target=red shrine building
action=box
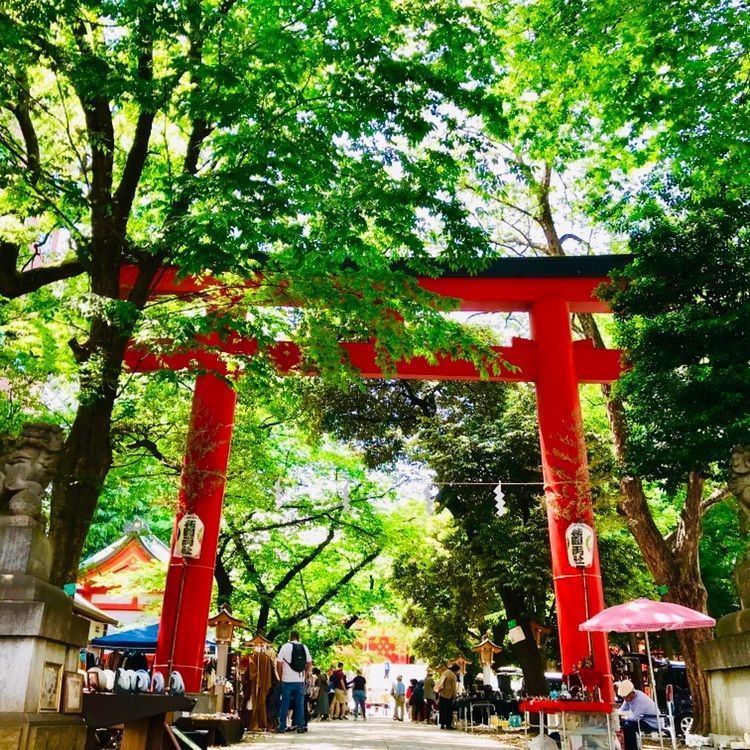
[77,519,171,631]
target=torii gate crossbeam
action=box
[121,255,629,700]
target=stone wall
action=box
[698,632,750,737]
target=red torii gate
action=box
[121,255,628,701]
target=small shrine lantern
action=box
[471,632,502,687]
[530,620,552,648]
[450,654,471,677]
[241,634,274,653]
[208,607,246,713]
[447,655,471,693]
[208,606,246,644]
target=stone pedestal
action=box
[698,630,750,739]
[0,515,89,750]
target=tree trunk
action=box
[582,314,714,733]
[675,626,712,733]
[667,578,712,733]
[215,546,234,608]
[48,330,127,585]
[48,259,162,585]
[501,588,548,696]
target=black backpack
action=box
[286,642,307,673]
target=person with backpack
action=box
[275,630,312,733]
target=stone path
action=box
[226,717,520,750]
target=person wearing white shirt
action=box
[276,631,312,733]
[618,679,660,750]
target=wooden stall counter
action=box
[83,693,196,750]
[519,698,617,750]
[520,699,613,714]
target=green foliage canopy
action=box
[605,193,750,485]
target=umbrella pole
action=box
[645,632,664,750]
[644,632,658,710]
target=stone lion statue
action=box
[729,446,750,610]
[729,446,750,524]
[0,423,64,521]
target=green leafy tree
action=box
[0,0,504,585]
[198,376,402,648]
[601,191,750,731]
[308,379,561,692]
[458,3,750,729]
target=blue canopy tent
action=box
[91,623,215,653]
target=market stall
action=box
[520,698,618,750]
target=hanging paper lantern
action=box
[174,513,205,559]
[565,522,595,568]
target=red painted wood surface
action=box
[123,259,626,694]
[154,373,237,693]
[119,264,613,313]
[519,699,613,713]
[125,335,623,384]
[530,298,613,704]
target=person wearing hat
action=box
[435,664,461,730]
[617,679,660,750]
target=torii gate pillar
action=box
[154,373,237,692]
[531,298,613,702]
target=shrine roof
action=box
[73,593,120,626]
[79,521,170,574]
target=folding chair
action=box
[635,708,676,750]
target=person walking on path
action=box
[435,664,460,730]
[312,667,330,720]
[423,670,436,722]
[329,662,348,719]
[410,678,425,722]
[275,630,312,734]
[391,675,406,721]
[350,669,367,720]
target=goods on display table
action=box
[520,698,618,750]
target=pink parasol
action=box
[579,598,715,713]
[579,598,716,633]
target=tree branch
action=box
[9,72,41,184]
[127,437,181,473]
[700,485,731,513]
[72,20,115,249]
[268,525,335,598]
[113,8,155,228]
[0,240,85,299]
[226,525,269,597]
[270,549,380,635]
[244,510,335,533]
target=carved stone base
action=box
[0,713,86,750]
[0,516,88,750]
[698,631,750,737]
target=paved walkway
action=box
[227,717,519,750]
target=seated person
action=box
[617,680,660,750]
